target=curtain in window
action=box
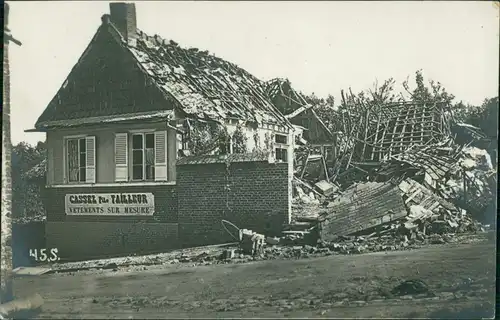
[145,149,154,165]
[145,148,155,180]
[68,139,79,182]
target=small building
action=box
[26,2,295,259]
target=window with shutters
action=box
[67,138,86,182]
[114,130,168,183]
[65,136,96,183]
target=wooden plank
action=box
[321,155,330,182]
[377,124,390,160]
[388,115,400,159]
[405,189,422,204]
[360,109,370,160]
[428,201,441,211]
[397,106,412,155]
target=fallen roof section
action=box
[318,181,407,241]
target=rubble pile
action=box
[288,98,495,251]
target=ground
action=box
[14,233,495,319]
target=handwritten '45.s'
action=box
[29,248,60,262]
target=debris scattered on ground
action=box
[239,229,265,256]
[222,249,236,260]
[40,230,492,274]
[391,279,431,296]
[103,263,118,270]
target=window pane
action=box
[145,148,154,165]
[67,139,79,182]
[132,134,143,149]
[146,165,155,180]
[132,165,143,180]
[275,134,287,144]
[79,152,86,167]
[276,148,288,162]
[145,133,155,149]
[79,138,86,152]
[132,150,143,165]
[79,167,86,182]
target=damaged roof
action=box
[33,3,291,130]
[265,78,335,143]
[127,31,290,127]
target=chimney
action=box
[109,2,137,45]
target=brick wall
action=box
[42,184,178,259]
[46,222,178,260]
[177,160,291,248]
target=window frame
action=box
[275,147,288,163]
[130,131,156,182]
[274,133,289,163]
[63,135,88,184]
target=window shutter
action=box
[154,130,168,181]
[115,133,128,182]
[85,136,96,183]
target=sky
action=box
[7,1,499,145]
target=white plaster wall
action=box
[47,122,177,185]
[225,123,295,156]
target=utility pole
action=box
[1,2,22,305]
[1,7,42,318]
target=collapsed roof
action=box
[337,100,453,163]
[264,78,335,144]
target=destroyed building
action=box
[24,2,295,259]
[290,93,496,249]
[265,78,338,189]
[265,79,336,147]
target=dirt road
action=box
[14,238,495,319]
